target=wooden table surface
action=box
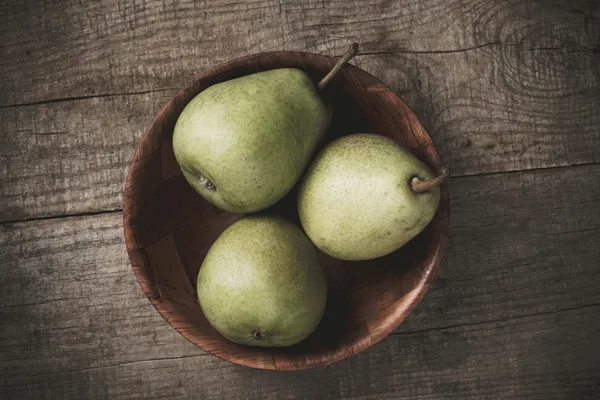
[1,0,599,399]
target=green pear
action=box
[173,44,359,213]
[298,134,447,261]
[197,216,327,347]
[173,69,330,213]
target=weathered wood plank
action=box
[1,0,598,107]
[3,306,599,399]
[2,45,599,222]
[1,165,599,398]
[0,90,174,221]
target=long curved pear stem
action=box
[318,43,360,90]
[411,167,449,194]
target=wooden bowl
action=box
[123,50,450,370]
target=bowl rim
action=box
[122,49,450,370]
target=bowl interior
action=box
[123,51,449,370]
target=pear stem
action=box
[318,43,360,90]
[411,167,449,194]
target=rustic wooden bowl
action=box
[123,50,450,370]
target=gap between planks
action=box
[394,302,600,336]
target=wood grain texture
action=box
[1,0,600,225]
[2,164,599,396]
[0,90,175,221]
[1,0,598,107]
[2,0,600,396]
[121,51,449,370]
[3,307,600,399]
[2,43,600,222]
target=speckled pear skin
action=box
[197,216,327,347]
[298,134,440,261]
[172,68,330,213]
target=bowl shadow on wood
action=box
[123,51,450,370]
